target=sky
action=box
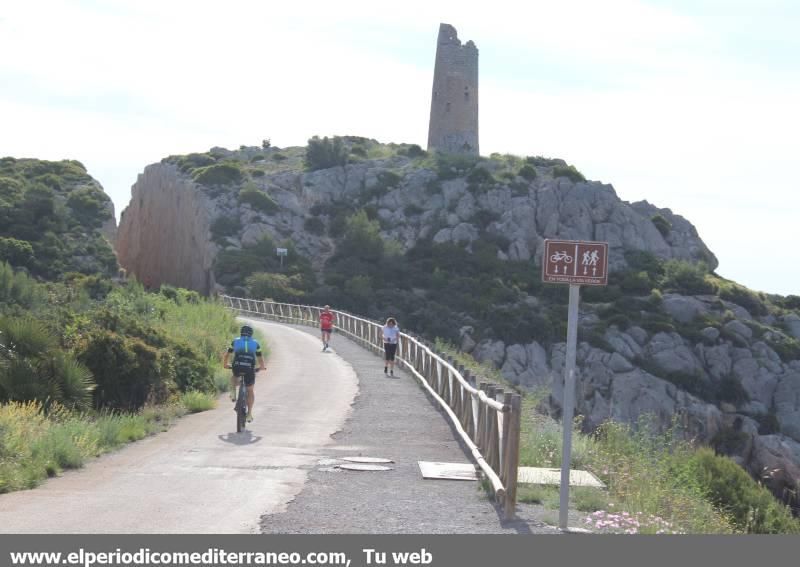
[1,0,798,296]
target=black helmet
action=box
[240,325,253,337]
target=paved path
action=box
[0,319,357,533]
[258,323,568,534]
[0,317,582,533]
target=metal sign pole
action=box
[559,283,580,530]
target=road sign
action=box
[276,247,288,268]
[540,238,608,531]
[543,239,609,286]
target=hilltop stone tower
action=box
[427,23,479,155]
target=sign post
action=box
[276,247,288,269]
[542,239,608,531]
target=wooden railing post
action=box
[504,394,522,520]
[501,392,513,487]
[477,383,487,451]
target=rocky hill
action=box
[0,157,117,280]
[115,137,800,510]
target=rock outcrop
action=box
[116,146,715,292]
[116,164,216,293]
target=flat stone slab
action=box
[517,467,605,488]
[418,461,479,481]
[341,457,394,464]
[336,464,393,472]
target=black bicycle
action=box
[227,367,260,433]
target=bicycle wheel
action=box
[236,383,247,433]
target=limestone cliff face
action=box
[116,163,215,293]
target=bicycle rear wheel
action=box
[236,383,247,433]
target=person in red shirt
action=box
[319,305,336,351]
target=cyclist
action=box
[222,325,265,423]
[319,305,336,351]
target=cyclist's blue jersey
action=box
[228,336,262,373]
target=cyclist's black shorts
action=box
[384,342,398,361]
[233,369,256,386]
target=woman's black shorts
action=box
[384,342,398,361]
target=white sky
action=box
[1,0,798,296]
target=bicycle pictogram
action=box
[550,251,573,264]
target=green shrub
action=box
[66,187,110,228]
[0,261,42,307]
[245,272,305,301]
[774,295,800,310]
[518,164,537,181]
[0,237,35,268]
[337,210,384,262]
[766,334,800,363]
[191,162,243,186]
[466,167,494,184]
[210,216,241,242]
[525,156,565,167]
[552,164,586,183]
[640,319,675,334]
[619,270,654,294]
[377,170,402,188]
[401,144,426,158]
[718,282,768,316]
[688,448,800,533]
[77,330,174,411]
[435,152,478,180]
[0,176,24,203]
[404,204,424,216]
[651,214,671,237]
[238,186,278,213]
[175,153,215,173]
[624,250,664,276]
[660,260,716,295]
[305,136,348,171]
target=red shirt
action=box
[320,311,335,330]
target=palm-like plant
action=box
[0,316,95,411]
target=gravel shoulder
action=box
[258,324,584,534]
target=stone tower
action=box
[427,23,479,155]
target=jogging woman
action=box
[382,317,399,376]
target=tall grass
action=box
[0,397,209,494]
[435,341,800,534]
[152,294,239,369]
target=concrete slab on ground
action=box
[517,467,605,488]
[418,461,479,481]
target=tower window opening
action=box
[446,102,451,112]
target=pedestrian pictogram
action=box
[543,240,608,286]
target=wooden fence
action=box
[220,295,522,519]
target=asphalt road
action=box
[0,319,358,533]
